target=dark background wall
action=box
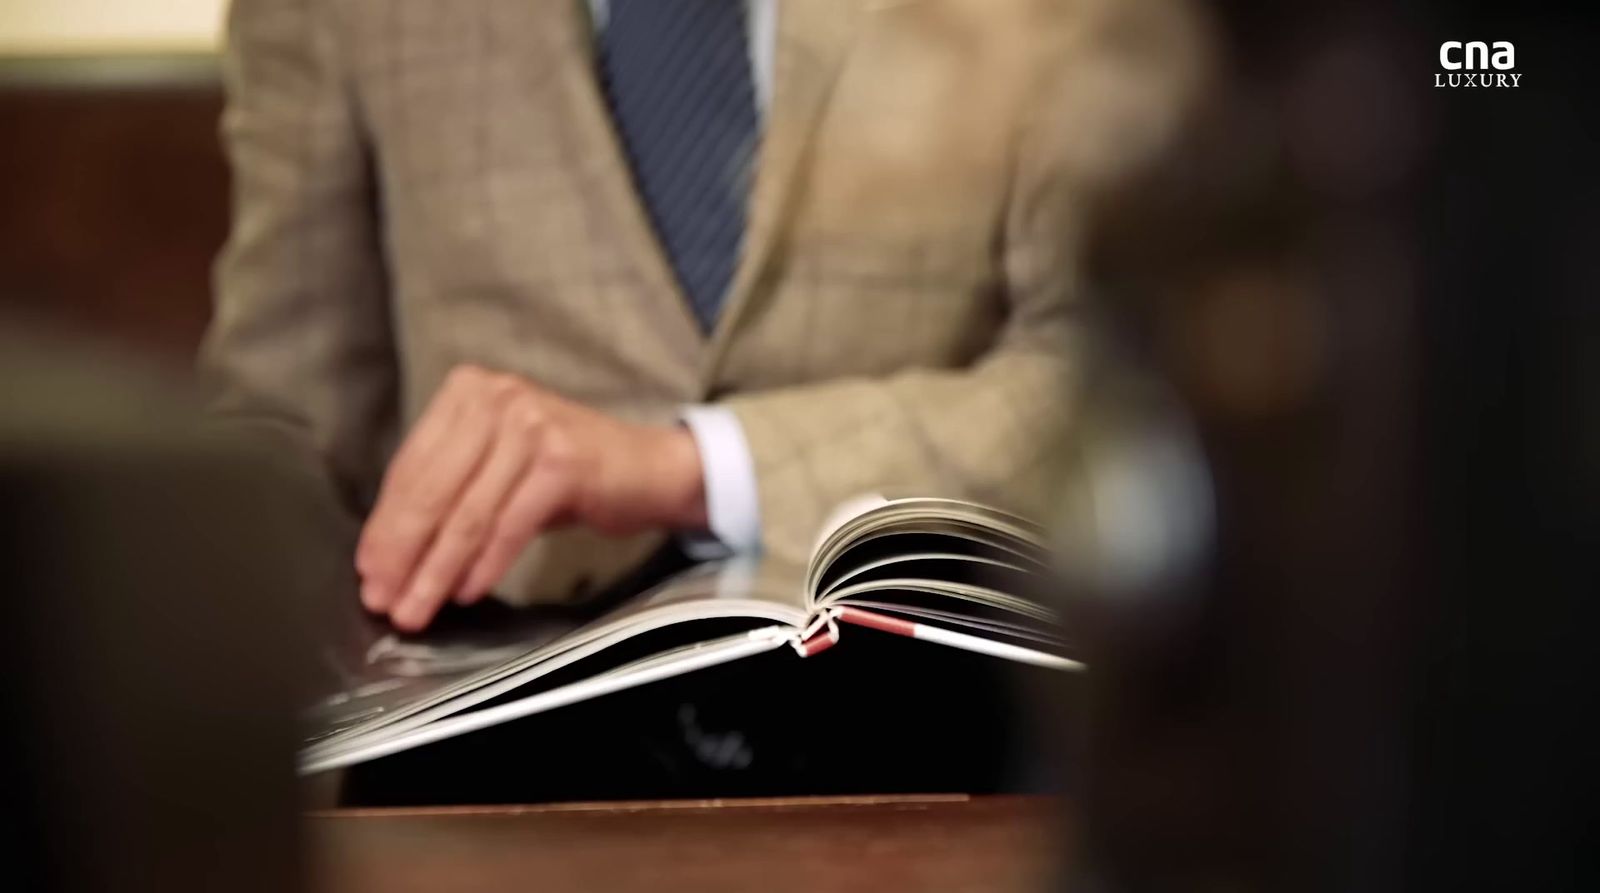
[0,56,225,360]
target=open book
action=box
[299,496,1083,774]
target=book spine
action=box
[791,610,840,657]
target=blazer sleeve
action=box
[199,0,397,521]
[721,0,1207,564]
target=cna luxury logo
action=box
[1436,40,1521,88]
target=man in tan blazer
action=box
[204,0,1201,633]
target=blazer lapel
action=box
[508,0,871,379]
[520,0,707,354]
[703,0,870,379]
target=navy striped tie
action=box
[599,0,758,332]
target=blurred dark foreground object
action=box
[1061,0,1598,890]
[0,332,339,892]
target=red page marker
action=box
[834,607,1086,672]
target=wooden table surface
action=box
[310,794,1064,893]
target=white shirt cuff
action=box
[680,405,763,557]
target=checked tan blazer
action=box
[203,0,1205,604]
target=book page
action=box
[806,495,1049,604]
[801,495,1078,666]
[811,492,892,559]
[305,558,810,745]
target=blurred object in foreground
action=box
[1064,0,1598,889]
[0,328,335,891]
[1067,3,1424,889]
[1054,353,1214,611]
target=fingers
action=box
[375,368,473,500]
[388,415,535,630]
[357,406,493,611]
[356,367,504,612]
[458,458,575,603]
[354,365,639,633]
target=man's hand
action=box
[356,364,707,632]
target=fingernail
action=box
[388,598,422,629]
[391,583,437,630]
[390,612,420,633]
[360,582,388,611]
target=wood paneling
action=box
[0,57,225,360]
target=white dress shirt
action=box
[587,0,776,556]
